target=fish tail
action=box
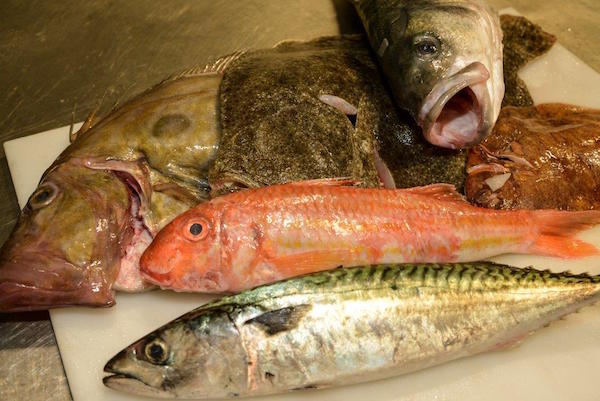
[530,210,600,258]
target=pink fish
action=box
[140,179,600,292]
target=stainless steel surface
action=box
[0,1,599,400]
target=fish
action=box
[0,59,233,311]
[500,14,556,108]
[213,35,468,194]
[140,179,600,293]
[351,0,504,149]
[104,262,600,399]
[211,35,383,195]
[465,103,600,210]
[0,18,562,311]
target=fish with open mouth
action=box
[0,60,230,311]
[140,179,600,293]
[0,16,560,311]
[352,0,504,149]
[104,262,600,399]
[212,35,467,193]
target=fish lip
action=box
[418,61,492,149]
[0,280,115,312]
[103,374,159,396]
[103,349,150,387]
[103,352,171,398]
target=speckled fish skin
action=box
[104,262,600,399]
[213,35,467,193]
[0,65,223,312]
[352,0,504,149]
[140,180,600,293]
[500,14,556,108]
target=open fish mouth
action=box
[0,279,115,312]
[113,170,154,292]
[418,62,492,149]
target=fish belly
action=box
[232,285,581,396]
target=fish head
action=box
[0,163,130,312]
[104,308,245,398]
[140,204,223,292]
[357,0,504,149]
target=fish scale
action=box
[104,262,600,399]
[140,182,600,293]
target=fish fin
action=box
[264,250,354,277]
[71,105,99,142]
[530,210,600,258]
[373,146,396,189]
[244,305,312,335]
[285,178,361,187]
[318,95,358,116]
[401,184,467,203]
[68,103,77,142]
[167,51,246,80]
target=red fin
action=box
[264,251,353,277]
[401,184,467,203]
[530,210,600,258]
[285,178,361,187]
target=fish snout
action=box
[139,245,174,287]
[418,61,494,149]
[0,256,114,312]
[104,342,172,397]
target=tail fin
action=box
[530,210,600,258]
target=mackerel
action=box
[104,262,600,398]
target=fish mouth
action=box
[103,374,169,398]
[103,350,171,398]
[113,171,154,292]
[418,62,493,149]
[0,279,114,312]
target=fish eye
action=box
[190,223,203,236]
[144,338,169,365]
[184,218,209,241]
[28,182,59,210]
[413,34,440,58]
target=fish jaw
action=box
[0,241,117,312]
[104,347,173,398]
[418,61,493,149]
[0,257,115,312]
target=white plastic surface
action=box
[4,9,600,401]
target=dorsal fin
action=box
[165,50,246,82]
[401,183,467,203]
[70,103,99,142]
[285,177,361,187]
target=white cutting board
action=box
[5,8,600,401]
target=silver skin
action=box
[104,263,600,399]
[352,0,504,149]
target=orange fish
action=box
[140,179,600,292]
